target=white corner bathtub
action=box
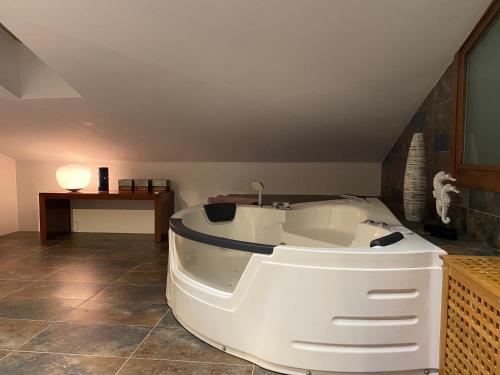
[167,198,446,375]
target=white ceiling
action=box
[0,0,491,162]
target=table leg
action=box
[39,197,71,240]
[154,191,174,243]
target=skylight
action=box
[0,23,80,100]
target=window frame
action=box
[451,0,500,192]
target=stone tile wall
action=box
[381,64,500,249]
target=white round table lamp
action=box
[56,165,91,192]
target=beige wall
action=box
[0,153,18,235]
[16,161,381,232]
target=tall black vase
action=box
[98,167,109,192]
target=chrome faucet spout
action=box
[251,181,265,207]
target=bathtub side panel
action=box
[169,254,442,373]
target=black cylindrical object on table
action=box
[98,167,109,192]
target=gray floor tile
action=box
[0,280,32,298]
[44,267,128,283]
[147,254,169,262]
[133,327,248,365]
[14,255,78,268]
[115,271,166,286]
[91,284,166,304]
[0,234,45,246]
[0,352,125,375]
[0,254,33,266]
[66,300,168,326]
[71,259,141,270]
[119,358,253,375]
[36,248,92,259]
[0,232,279,373]
[48,233,157,250]
[157,309,181,328]
[133,260,168,272]
[20,322,150,357]
[253,366,284,375]
[82,248,156,261]
[0,319,50,350]
[10,281,107,300]
[0,297,83,321]
[0,266,58,281]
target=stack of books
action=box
[118,179,134,193]
[152,179,170,193]
[118,179,170,193]
[134,179,151,193]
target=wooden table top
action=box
[39,191,170,200]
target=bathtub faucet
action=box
[362,219,388,227]
[340,194,366,201]
[272,202,291,210]
[251,181,264,207]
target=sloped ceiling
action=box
[0,0,491,162]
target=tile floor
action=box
[0,232,276,375]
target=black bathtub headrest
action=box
[203,203,237,222]
[370,232,404,247]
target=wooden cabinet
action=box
[440,256,500,374]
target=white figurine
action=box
[432,171,459,224]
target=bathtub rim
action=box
[169,199,432,253]
[169,217,275,254]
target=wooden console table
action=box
[39,191,174,243]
